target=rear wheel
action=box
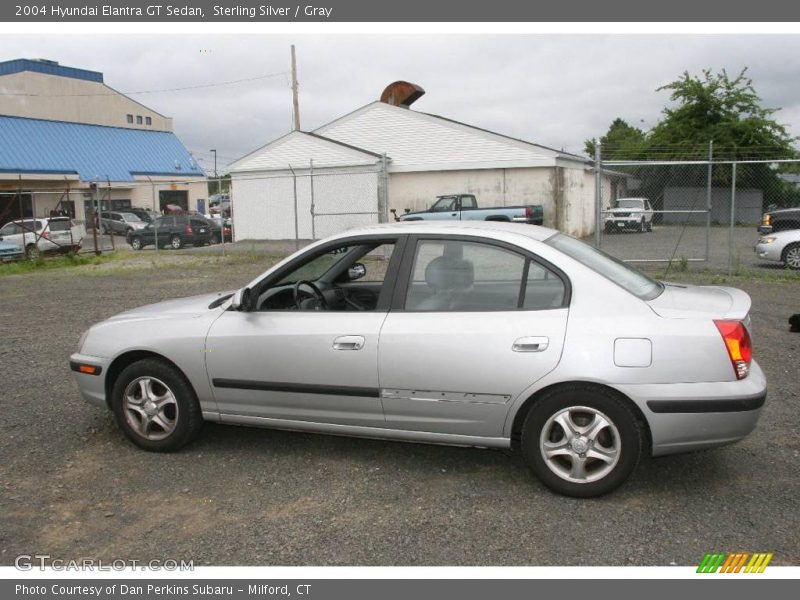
[110,358,203,452]
[170,235,182,250]
[783,243,800,269]
[521,385,643,497]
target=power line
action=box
[0,71,290,97]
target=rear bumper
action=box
[616,360,767,456]
[69,353,111,409]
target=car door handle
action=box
[333,335,365,351]
[512,336,549,352]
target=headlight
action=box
[77,329,89,352]
[758,236,776,244]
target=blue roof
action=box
[0,115,205,182]
[0,59,104,83]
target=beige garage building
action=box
[230,82,603,240]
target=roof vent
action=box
[380,81,425,108]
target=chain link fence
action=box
[593,144,800,274]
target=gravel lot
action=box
[0,249,798,566]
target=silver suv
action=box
[99,211,148,236]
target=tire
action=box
[521,385,643,498]
[170,235,183,250]
[25,244,39,259]
[110,358,203,452]
[101,224,108,235]
[604,223,613,234]
[646,220,653,232]
[130,237,143,251]
[211,232,221,245]
[782,243,800,270]
[638,218,646,233]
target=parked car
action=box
[203,216,233,244]
[755,228,800,269]
[0,217,83,258]
[397,194,544,224]
[604,198,654,233]
[126,207,159,224]
[126,215,212,250]
[758,207,800,234]
[71,221,765,497]
[0,238,23,262]
[99,211,148,236]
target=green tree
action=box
[584,118,646,159]
[649,68,796,161]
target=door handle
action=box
[512,336,549,352]
[333,335,365,351]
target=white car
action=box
[755,229,800,269]
[0,217,84,258]
[71,221,765,497]
[604,198,654,233]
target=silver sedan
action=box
[70,222,766,497]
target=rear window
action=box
[545,233,663,300]
[47,219,72,231]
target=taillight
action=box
[42,230,50,238]
[184,225,193,233]
[763,214,771,226]
[525,206,532,220]
[714,320,752,380]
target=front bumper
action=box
[70,353,111,408]
[754,242,782,262]
[604,217,640,229]
[616,360,767,456]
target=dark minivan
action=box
[127,215,212,250]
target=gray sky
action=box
[4,34,800,173]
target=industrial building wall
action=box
[387,167,557,225]
[231,168,379,241]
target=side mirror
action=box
[347,262,367,281]
[230,287,254,312]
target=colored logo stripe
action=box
[697,552,773,573]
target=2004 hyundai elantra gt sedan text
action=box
[70,222,766,497]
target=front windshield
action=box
[545,233,663,300]
[277,247,352,285]
[616,199,645,209]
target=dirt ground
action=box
[0,249,798,566]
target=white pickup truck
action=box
[604,197,654,233]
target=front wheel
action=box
[25,244,39,259]
[638,218,646,233]
[130,237,143,251]
[521,385,643,497]
[170,235,183,250]
[110,358,203,452]
[782,243,800,269]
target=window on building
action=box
[145,116,152,126]
[126,114,133,123]
[136,115,143,124]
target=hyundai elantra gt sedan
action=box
[70,222,766,497]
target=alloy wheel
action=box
[539,405,621,484]
[786,246,800,269]
[122,376,179,441]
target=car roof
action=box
[330,220,560,242]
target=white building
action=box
[230,82,599,240]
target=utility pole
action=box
[291,44,301,131]
[210,149,218,194]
